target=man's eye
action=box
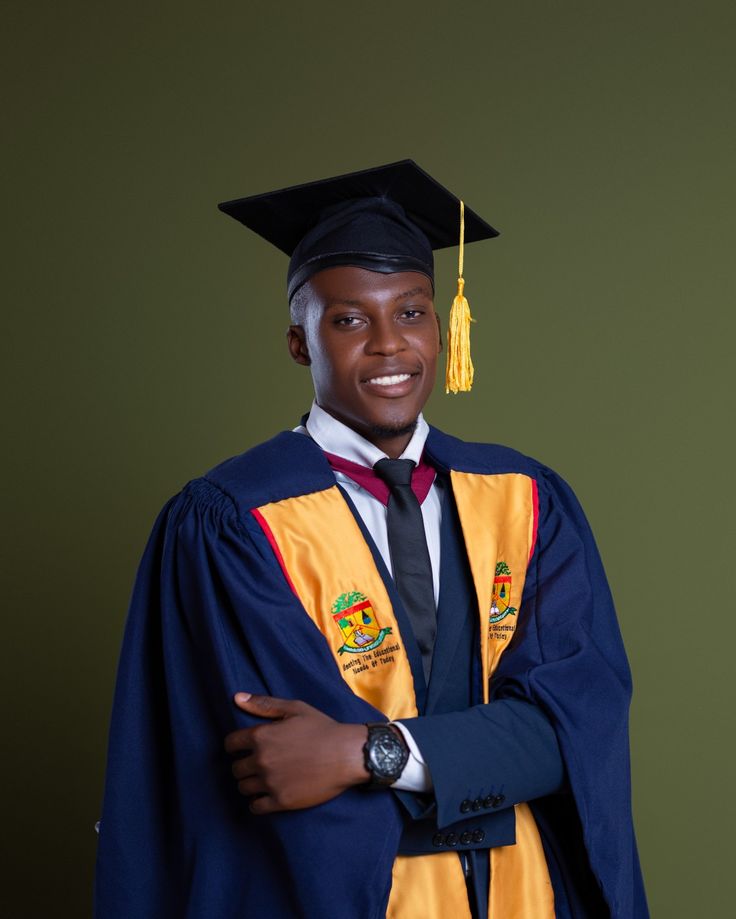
[402,309,424,319]
[335,316,364,327]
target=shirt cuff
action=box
[390,722,433,792]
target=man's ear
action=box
[287,325,311,366]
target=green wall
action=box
[3,2,734,915]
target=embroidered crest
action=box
[490,561,517,623]
[332,591,392,654]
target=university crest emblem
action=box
[332,591,392,654]
[490,561,518,623]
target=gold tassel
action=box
[445,199,474,393]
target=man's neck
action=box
[302,402,429,467]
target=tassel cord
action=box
[445,200,475,394]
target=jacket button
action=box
[460,799,472,814]
[472,829,486,843]
[482,794,495,808]
[445,832,459,847]
[432,833,445,847]
[492,794,506,808]
[460,831,473,845]
[472,798,482,811]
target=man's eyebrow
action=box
[394,286,432,301]
[324,297,364,308]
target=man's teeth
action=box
[367,374,412,386]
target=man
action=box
[95,161,648,918]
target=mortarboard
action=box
[218,160,499,393]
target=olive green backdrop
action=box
[3,1,734,915]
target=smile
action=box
[365,373,413,386]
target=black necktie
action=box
[373,458,437,682]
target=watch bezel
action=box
[363,723,410,787]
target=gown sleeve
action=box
[94,478,403,919]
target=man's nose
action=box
[365,318,407,354]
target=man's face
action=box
[287,266,441,447]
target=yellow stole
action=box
[253,472,554,919]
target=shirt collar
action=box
[303,400,429,468]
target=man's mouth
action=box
[365,373,413,387]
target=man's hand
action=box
[224,693,369,814]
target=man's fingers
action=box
[231,756,257,780]
[224,692,310,752]
[236,776,266,797]
[248,794,281,815]
[224,728,256,754]
[233,692,305,719]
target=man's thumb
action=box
[233,692,298,719]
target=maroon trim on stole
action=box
[530,478,539,562]
[251,508,299,597]
[323,452,437,506]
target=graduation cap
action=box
[218,159,499,393]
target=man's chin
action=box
[365,418,418,441]
[315,400,420,444]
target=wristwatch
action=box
[363,723,410,787]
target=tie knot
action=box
[373,458,415,488]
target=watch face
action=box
[369,730,405,778]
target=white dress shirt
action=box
[295,401,436,791]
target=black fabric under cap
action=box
[217,159,500,301]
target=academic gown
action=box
[94,426,648,918]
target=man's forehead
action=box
[308,267,434,306]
